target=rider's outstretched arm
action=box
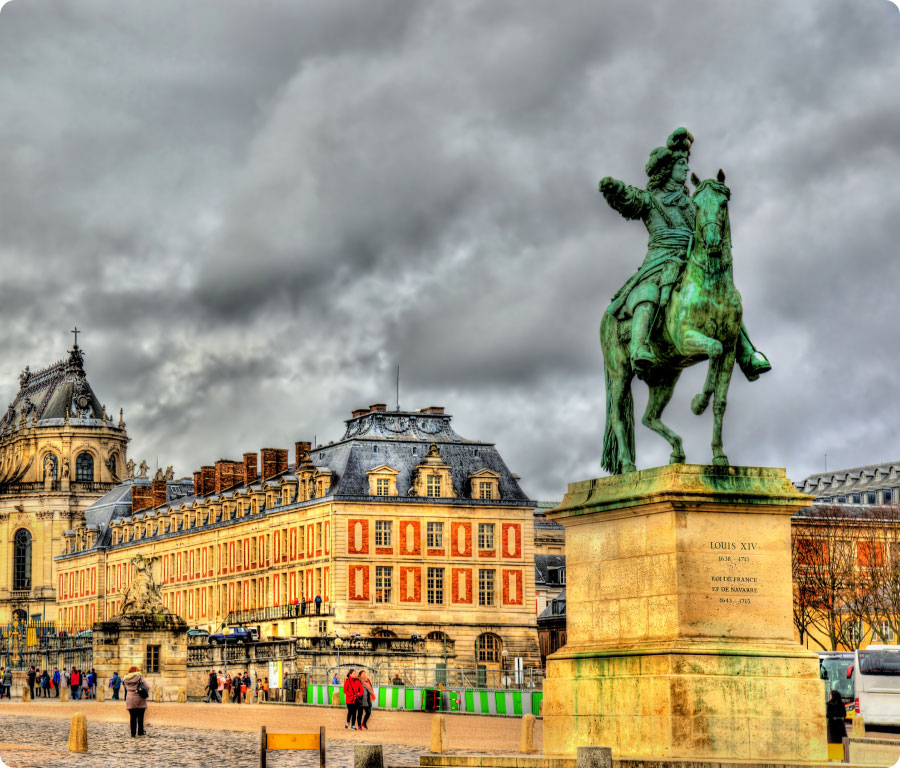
[599,177,648,221]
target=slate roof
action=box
[310,408,531,502]
[534,554,566,586]
[533,500,563,530]
[794,461,900,502]
[2,344,103,429]
[537,589,566,623]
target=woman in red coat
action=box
[343,670,363,730]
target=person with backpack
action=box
[343,669,363,730]
[123,666,149,737]
[110,671,122,700]
[40,670,50,698]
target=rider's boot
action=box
[736,322,771,382]
[630,301,656,379]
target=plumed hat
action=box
[645,127,694,179]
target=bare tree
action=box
[853,505,900,644]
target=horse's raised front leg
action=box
[711,350,737,466]
[680,329,724,415]
[642,369,685,464]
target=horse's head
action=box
[690,169,731,255]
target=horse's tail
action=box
[601,315,634,475]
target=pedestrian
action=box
[242,671,251,701]
[292,597,300,617]
[70,667,80,700]
[359,670,375,730]
[1,667,11,698]
[827,690,847,744]
[262,677,269,702]
[217,671,225,702]
[301,596,307,616]
[332,672,339,685]
[123,666,149,737]
[26,666,36,700]
[207,669,219,703]
[88,668,97,699]
[52,668,61,697]
[40,670,50,698]
[110,671,122,700]
[233,672,242,704]
[314,593,322,615]
[343,669,362,730]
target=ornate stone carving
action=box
[119,554,169,617]
[138,460,149,479]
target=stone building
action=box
[0,342,128,624]
[794,461,900,505]
[57,405,541,669]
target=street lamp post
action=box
[334,636,343,679]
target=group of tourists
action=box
[343,669,375,730]
[205,669,266,703]
[288,593,323,616]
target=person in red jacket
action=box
[343,670,363,730]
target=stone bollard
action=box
[355,744,384,768]
[22,685,30,702]
[257,690,265,704]
[331,690,341,706]
[61,685,70,702]
[430,714,447,754]
[576,746,612,768]
[177,687,187,703]
[96,686,104,703]
[852,715,866,737]
[68,713,88,753]
[520,713,537,754]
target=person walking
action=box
[242,671,251,701]
[314,593,322,615]
[343,669,362,730]
[70,668,80,700]
[40,670,50,698]
[207,669,219,702]
[88,668,97,699]
[827,690,848,745]
[1,667,11,698]
[300,596,307,616]
[123,666,149,737]
[358,670,375,730]
[26,666,36,700]
[110,671,122,700]
[233,672,242,704]
[217,671,225,702]
[52,668,61,697]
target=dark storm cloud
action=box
[0,0,898,498]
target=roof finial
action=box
[71,326,80,348]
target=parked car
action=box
[187,628,210,639]
[208,626,259,645]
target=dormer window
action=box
[426,475,442,498]
[376,478,390,496]
[367,465,399,497]
[467,469,501,501]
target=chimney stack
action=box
[243,452,258,485]
[193,471,201,497]
[351,409,368,418]
[369,403,387,412]
[200,465,215,496]
[296,441,312,468]
[132,482,153,513]
[275,448,289,476]
[151,478,167,509]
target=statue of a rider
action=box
[599,128,770,381]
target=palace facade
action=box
[56,405,541,669]
[0,343,129,624]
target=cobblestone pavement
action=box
[0,713,432,768]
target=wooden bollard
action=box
[430,714,447,753]
[68,713,88,752]
[520,713,537,754]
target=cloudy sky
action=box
[0,0,897,500]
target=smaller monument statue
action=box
[119,554,168,617]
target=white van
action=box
[852,645,900,726]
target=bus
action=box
[851,645,900,726]
[818,651,854,718]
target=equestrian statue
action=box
[598,128,770,474]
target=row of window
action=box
[818,489,897,505]
[374,521,497,549]
[373,475,495,499]
[374,566,497,606]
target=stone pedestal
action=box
[543,464,826,761]
[93,613,187,702]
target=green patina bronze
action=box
[598,129,771,474]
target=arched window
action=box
[373,629,397,638]
[108,453,117,478]
[75,453,94,482]
[13,529,32,591]
[43,453,58,480]
[476,633,501,663]
[426,631,450,642]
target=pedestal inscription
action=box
[543,464,826,761]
